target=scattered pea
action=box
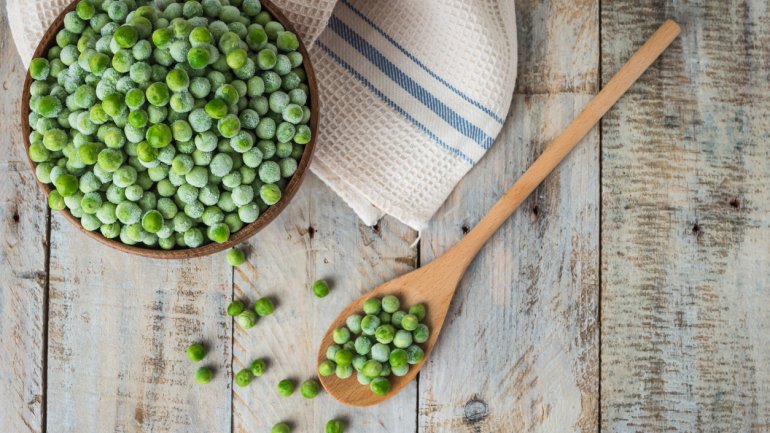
[186,343,206,362]
[254,297,275,317]
[227,248,246,266]
[235,309,257,329]
[195,366,213,384]
[227,300,245,316]
[272,423,290,433]
[277,379,295,397]
[235,368,254,387]
[312,279,330,298]
[300,378,321,398]
[325,419,344,433]
[250,358,267,377]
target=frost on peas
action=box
[170,91,195,113]
[237,202,259,223]
[275,122,295,144]
[188,108,213,132]
[273,55,292,76]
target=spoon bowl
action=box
[317,20,681,406]
[317,256,463,406]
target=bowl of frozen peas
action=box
[22,0,319,259]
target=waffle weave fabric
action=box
[8,0,517,231]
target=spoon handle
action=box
[446,20,681,268]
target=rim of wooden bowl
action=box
[21,0,320,259]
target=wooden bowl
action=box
[21,0,319,259]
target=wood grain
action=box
[45,225,233,432]
[232,173,418,432]
[0,0,47,430]
[601,1,770,431]
[418,1,600,431]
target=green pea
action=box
[363,298,382,315]
[325,419,345,433]
[300,378,320,399]
[226,300,245,317]
[146,82,171,106]
[187,46,210,69]
[114,25,138,48]
[318,360,336,377]
[195,366,213,384]
[146,123,172,148]
[205,98,228,119]
[226,248,246,266]
[235,369,253,387]
[236,309,258,329]
[370,377,391,396]
[272,423,290,433]
[186,343,206,362]
[312,279,330,298]
[207,222,230,243]
[401,314,419,331]
[250,358,267,377]
[29,58,50,80]
[254,297,274,317]
[277,379,295,397]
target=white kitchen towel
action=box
[8,0,517,231]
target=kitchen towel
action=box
[8,0,517,231]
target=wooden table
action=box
[2,0,769,432]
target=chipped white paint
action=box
[45,222,233,433]
[600,1,770,431]
[0,0,47,430]
[418,0,600,431]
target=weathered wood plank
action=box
[0,0,47,430]
[418,1,600,432]
[46,224,233,432]
[600,1,770,432]
[232,173,418,432]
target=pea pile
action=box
[318,295,429,396]
[26,0,312,250]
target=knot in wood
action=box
[464,398,488,423]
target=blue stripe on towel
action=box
[317,41,476,166]
[341,0,505,125]
[328,15,495,150]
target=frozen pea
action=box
[278,158,297,178]
[204,98,228,119]
[207,222,230,243]
[116,201,142,224]
[166,68,190,91]
[184,227,205,247]
[146,82,170,107]
[210,153,233,177]
[294,124,312,144]
[242,147,263,168]
[230,131,253,153]
[259,183,281,205]
[237,203,259,223]
[275,122,295,143]
[217,114,240,138]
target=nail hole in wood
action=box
[532,204,539,217]
[464,398,488,423]
[307,225,316,239]
[729,198,740,208]
[12,212,19,223]
[461,225,470,235]
[692,223,702,236]
[371,222,380,234]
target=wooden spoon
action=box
[318,19,681,407]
